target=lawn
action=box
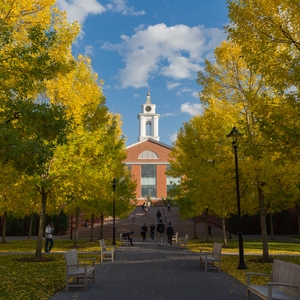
[0,237,300,299]
[188,237,300,285]
[0,238,104,300]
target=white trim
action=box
[138,150,159,159]
[126,138,172,150]
[125,162,169,165]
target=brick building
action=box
[125,93,176,205]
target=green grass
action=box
[1,237,300,299]
[0,238,105,253]
[0,239,107,300]
[188,238,300,285]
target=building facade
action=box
[125,93,175,204]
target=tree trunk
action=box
[90,214,94,242]
[73,207,80,248]
[258,186,270,260]
[1,211,7,243]
[228,217,232,239]
[35,189,47,258]
[99,213,104,240]
[269,213,274,240]
[193,216,197,239]
[28,213,33,239]
[296,202,300,234]
[205,208,208,242]
[222,217,227,247]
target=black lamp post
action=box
[227,126,247,270]
[112,177,117,245]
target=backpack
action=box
[158,223,164,233]
[166,226,174,235]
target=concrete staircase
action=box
[65,206,225,241]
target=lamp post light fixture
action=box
[227,126,247,270]
[112,177,117,245]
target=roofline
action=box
[126,138,172,150]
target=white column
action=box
[154,115,159,141]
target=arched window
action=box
[146,120,151,136]
[138,150,159,159]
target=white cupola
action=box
[137,92,160,141]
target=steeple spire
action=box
[138,93,160,141]
[146,92,152,104]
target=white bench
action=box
[172,232,178,246]
[120,233,129,246]
[99,239,115,262]
[64,249,96,291]
[246,259,300,300]
[199,242,222,272]
[178,234,188,249]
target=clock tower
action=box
[138,92,160,141]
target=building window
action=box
[126,164,131,175]
[138,150,159,159]
[141,165,156,198]
[166,165,181,193]
[146,120,151,136]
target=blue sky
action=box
[56,0,229,146]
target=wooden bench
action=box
[172,232,178,246]
[199,242,222,272]
[99,239,115,262]
[178,234,188,249]
[246,259,300,300]
[64,249,96,291]
[120,233,129,246]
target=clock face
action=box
[145,106,152,112]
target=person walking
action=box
[150,223,155,240]
[156,210,162,223]
[167,202,171,212]
[166,222,174,246]
[208,224,212,237]
[45,222,54,254]
[156,219,165,246]
[141,223,148,241]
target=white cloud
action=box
[176,88,199,98]
[84,45,94,56]
[161,112,177,117]
[170,132,178,142]
[56,0,106,24]
[102,23,225,88]
[180,102,202,116]
[106,0,145,16]
[192,91,199,98]
[166,82,181,90]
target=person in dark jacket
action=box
[122,231,134,245]
[150,223,155,240]
[156,220,165,246]
[208,224,212,237]
[156,210,162,223]
[166,222,174,246]
[141,223,148,241]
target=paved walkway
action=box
[48,206,260,300]
[49,239,251,300]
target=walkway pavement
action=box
[49,240,251,300]
[48,206,259,300]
